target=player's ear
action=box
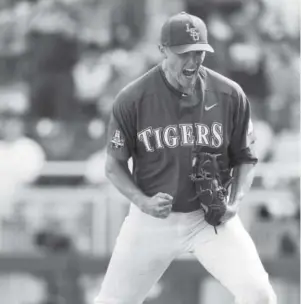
[158,44,167,58]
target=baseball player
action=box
[95,12,276,304]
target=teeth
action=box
[183,68,196,77]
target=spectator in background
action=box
[73,44,112,120]
[0,113,46,304]
[264,42,300,133]
[26,1,80,122]
[0,114,45,219]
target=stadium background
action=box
[0,0,299,303]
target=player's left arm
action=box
[222,159,256,223]
[228,157,256,206]
[223,88,258,221]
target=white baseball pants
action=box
[94,204,276,304]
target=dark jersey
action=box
[107,65,257,212]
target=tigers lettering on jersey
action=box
[137,122,223,152]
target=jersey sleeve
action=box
[106,91,136,161]
[228,88,258,167]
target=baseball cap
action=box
[160,12,214,54]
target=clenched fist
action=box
[138,192,173,219]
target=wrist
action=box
[228,204,238,213]
[132,192,148,207]
[229,194,243,206]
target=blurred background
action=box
[0,0,299,303]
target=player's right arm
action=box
[105,91,173,218]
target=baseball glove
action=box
[189,152,233,233]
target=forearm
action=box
[229,163,256,207]
[105,159,146,206]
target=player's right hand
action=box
[138,192,173,219]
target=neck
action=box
[161,61,197,96]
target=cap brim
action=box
[170,43,214,54]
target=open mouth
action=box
[183,68,196,77]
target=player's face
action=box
[163,48,206,92]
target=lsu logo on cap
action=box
[111,130,125,149]
[186,23,200,41]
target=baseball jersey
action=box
[106,65,257,212]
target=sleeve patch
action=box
[110,130,125,149]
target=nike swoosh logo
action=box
[205,104,218,111]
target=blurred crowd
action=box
[0,0,298,159]
[0,0,299,303]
